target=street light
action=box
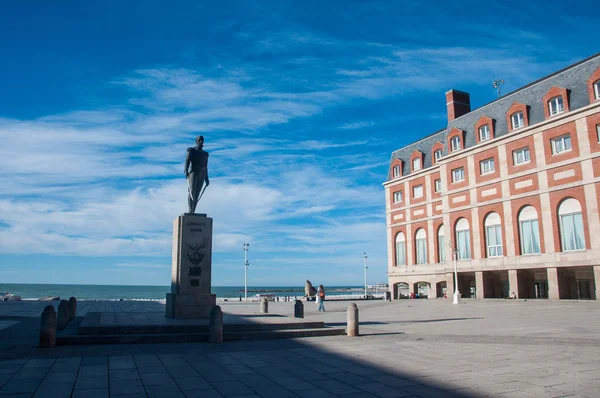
[363,252,368,298]
[448,239,460,304]
[243,243,250,302]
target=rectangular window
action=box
[450,136,461,151]
[486,225,503,257]
[396,241,406,266]
[594,81,600,100]
[393,191,402,203]
[412,157,421,171]
[511,112,524,129]
[393,165,400,178]
[520,219,541,255]
[551,134,572,155]
[560,213,585,251]
[434,149,442,162]
[512,147,530,165]
[456,230,471,260]
[597,124,600,143]
[548,96,564,116]
[479,125,490,141]
[451,167,464,183]
[416,238,427,264]
[438,235,445,263]
[413,185,423,198]
[434,179,441,192]
[480,158,495,175]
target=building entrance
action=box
[534,281,548,299]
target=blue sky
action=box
[0,1,597,286]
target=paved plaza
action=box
[1,299,599,397]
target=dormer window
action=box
[450,136,461,151]
[412,157,421,171]
[393,165,400,178]
[548,96,564,116]
[511,111,524,130]
[478,125,490,142]
[594,80,600,100]
[434,149,443,162]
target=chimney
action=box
[446,90,471,122]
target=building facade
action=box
[384,53,600,300]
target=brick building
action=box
[384,53,600,300]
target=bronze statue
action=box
[184,136,210,214]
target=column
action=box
[471,207,481,259]
[539,193,555,253]
[547,267,560,300]
[594,266,600,301]
[508,269,519,299]
[502,201,516,257]
[584,183,600,250]
[429,280,438,299]
[475,271,485,299]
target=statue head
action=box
[195,135,204,148]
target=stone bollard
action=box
[347,303,359,337]
[294,300,304,318]
[209,306,223,343]
[39,305,57,348]
[68,297,77,321]
[57,300,70,331]
[260,298,268,313]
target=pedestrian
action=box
[316,285,326,312]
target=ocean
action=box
[0,283,376,301]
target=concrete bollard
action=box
[68,297,77,321]
[209,305,223,343]
[39,305,57,348]
[347,303,359,337]
[260,298,268,313]
[294,300,304,318]
[57,300,70,331]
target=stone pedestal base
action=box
[166,293,216,318]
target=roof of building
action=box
[389,52,600,176]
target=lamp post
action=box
[243,243,249,302]
[448,239,460,304]
[363,252,368,298]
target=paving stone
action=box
[355,382,413,398]
[233,373,275,387]
[253,366,292,379]
[49,358,82,372]
[294,388,337,398]
[109,379,145,395]
[327,371,371,386]
[368,374,419,388]
[136,363,167,374]
[174,376,212,391]
[75,374,109,390]
[272,376,315,391]
[109,357,136,370]
[164,366,199,378]
[32,382,74,398]
[23,359,55,369]
[81,357,108,367]
[310,379,361,395]
[71,389,109,398]
[211,380,254,396]
[0,378,43,394]
[41,371,78,385]
[12,367,50,379]
[146,384,186,398]
[184,388,224,398]
[79,366,109,377]
[109,369,140,381]
[140,372,175,386]
[196,370,236,382]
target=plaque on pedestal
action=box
[166,214,216,318]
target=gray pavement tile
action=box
[340,393,384,398]
[109,379,145,395]
[0,378,43,394]
[41,371,77,385]
[368,374,419,388]
[294,388,339,398]
[109,357,136,370]
[184,389,224,398]
[211,380,254,396]
[32,383,74,398]
[354,382,413,398]
[401,385,466,398]
[146,384,186,398]
[75,375,109,390]
[253,366,292,379]
[79,366,109,377]
[337,365,382,376]
[327,371,371,386]
[109,394,147,398]
[249,384,300,398]
[0,374,10,389]
[23,359,55,369]
[109,369,140,381]
[164,366,200,378]
[0,394,33,398]
[286,369,331,383]
[12,368,50,379]
[221,365,254,375]
[71,389,109,398]
[49,358,81,372]
[135,362,167,374]
[82,357,108,367]
[0,360,27,370]
[272,376,315,391]
[140,372,175,386]
[233,373,275,387]
[158,355,188,368]
[310,379,361,395]
[173,376,212,391]
[196,370,236,382]
[133,355,159,363]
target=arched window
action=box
[395,232,406,266]
[559,198,586,251]
[415,229,427,265]
[519,206,541,255]
[455,218,471,260]
[437,225,445,263]
[484,213,503,257]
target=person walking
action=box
[316,285,326,312]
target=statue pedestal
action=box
[166,214,216,318]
